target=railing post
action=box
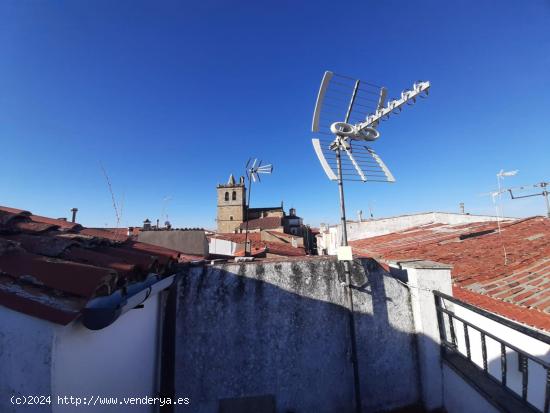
[434,294,447,347]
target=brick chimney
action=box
[71,208,78,223]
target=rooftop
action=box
[209,232,306,257]
[0,206,202,325]
[238,216,283,231]
[350,217,550,331]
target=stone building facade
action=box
[216,174,247,233]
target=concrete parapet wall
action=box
[346,212,506,242]
[175,257,421,413]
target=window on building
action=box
[225,192,229,201]
[230,216,233,221]
[232,191,236,200]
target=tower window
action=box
[230,216,233,221]
[232,191,236,200]
[225,192,229,201]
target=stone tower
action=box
[216,174,246,233]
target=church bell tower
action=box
[216,174,246,233]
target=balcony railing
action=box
[434,291,550,413]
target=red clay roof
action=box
[350,217,550,331]
[0,205,201,325]
[238,217,282,230]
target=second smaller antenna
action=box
[243,158,273,256]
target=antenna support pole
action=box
[336,138,362,413]
[543,182,550,219]
[336,147,349,247]
[244,174,253,256]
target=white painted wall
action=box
[445,304,550,411]
[315,225,339,255]
[208,237,238,256]
[443,365,500,413]
[0,306,55,413]
[347,212,506,241]
[52,293,162,413]
[0,292,162,413]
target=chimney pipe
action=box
[71,208,78,223]
[358,210,363,222]
[459,203,465,214]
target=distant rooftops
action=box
[350,216,550,331]
[0,205,201,325]
[208,231,306,258]
[239,216,282,231]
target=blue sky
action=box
[1,0,549,228]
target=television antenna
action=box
[311,71,430,413]
[480,170,519,265]
[312,71,429,247]
[243,158,273,256]
[161,196,172,228]
[507,181,549,218]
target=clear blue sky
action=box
[1,0,549,228]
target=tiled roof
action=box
[238,217,282,230]
[350,217,550,331]
[265,230,297,239]
[247,207,283,212]
[263,242,306,257]
[0,206,201,325]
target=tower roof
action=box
[228,174,236,185]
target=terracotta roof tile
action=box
[238,217,282,231]
[0,205,197,325]
[350,217,550,331]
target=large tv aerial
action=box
[310,71,430,413]
[311,71,430,246]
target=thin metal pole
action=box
[244,173,252,256]
[336,143,362,413]
[542,183,550,218]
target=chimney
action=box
[156,219,160,229]
[459,202,465,214]
[71,208,78,223]
[358,210,363,222]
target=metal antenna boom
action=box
[508,181,550,218]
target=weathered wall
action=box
[0,306,55,413]
[175,257,420,413]
[137,230,208,256]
